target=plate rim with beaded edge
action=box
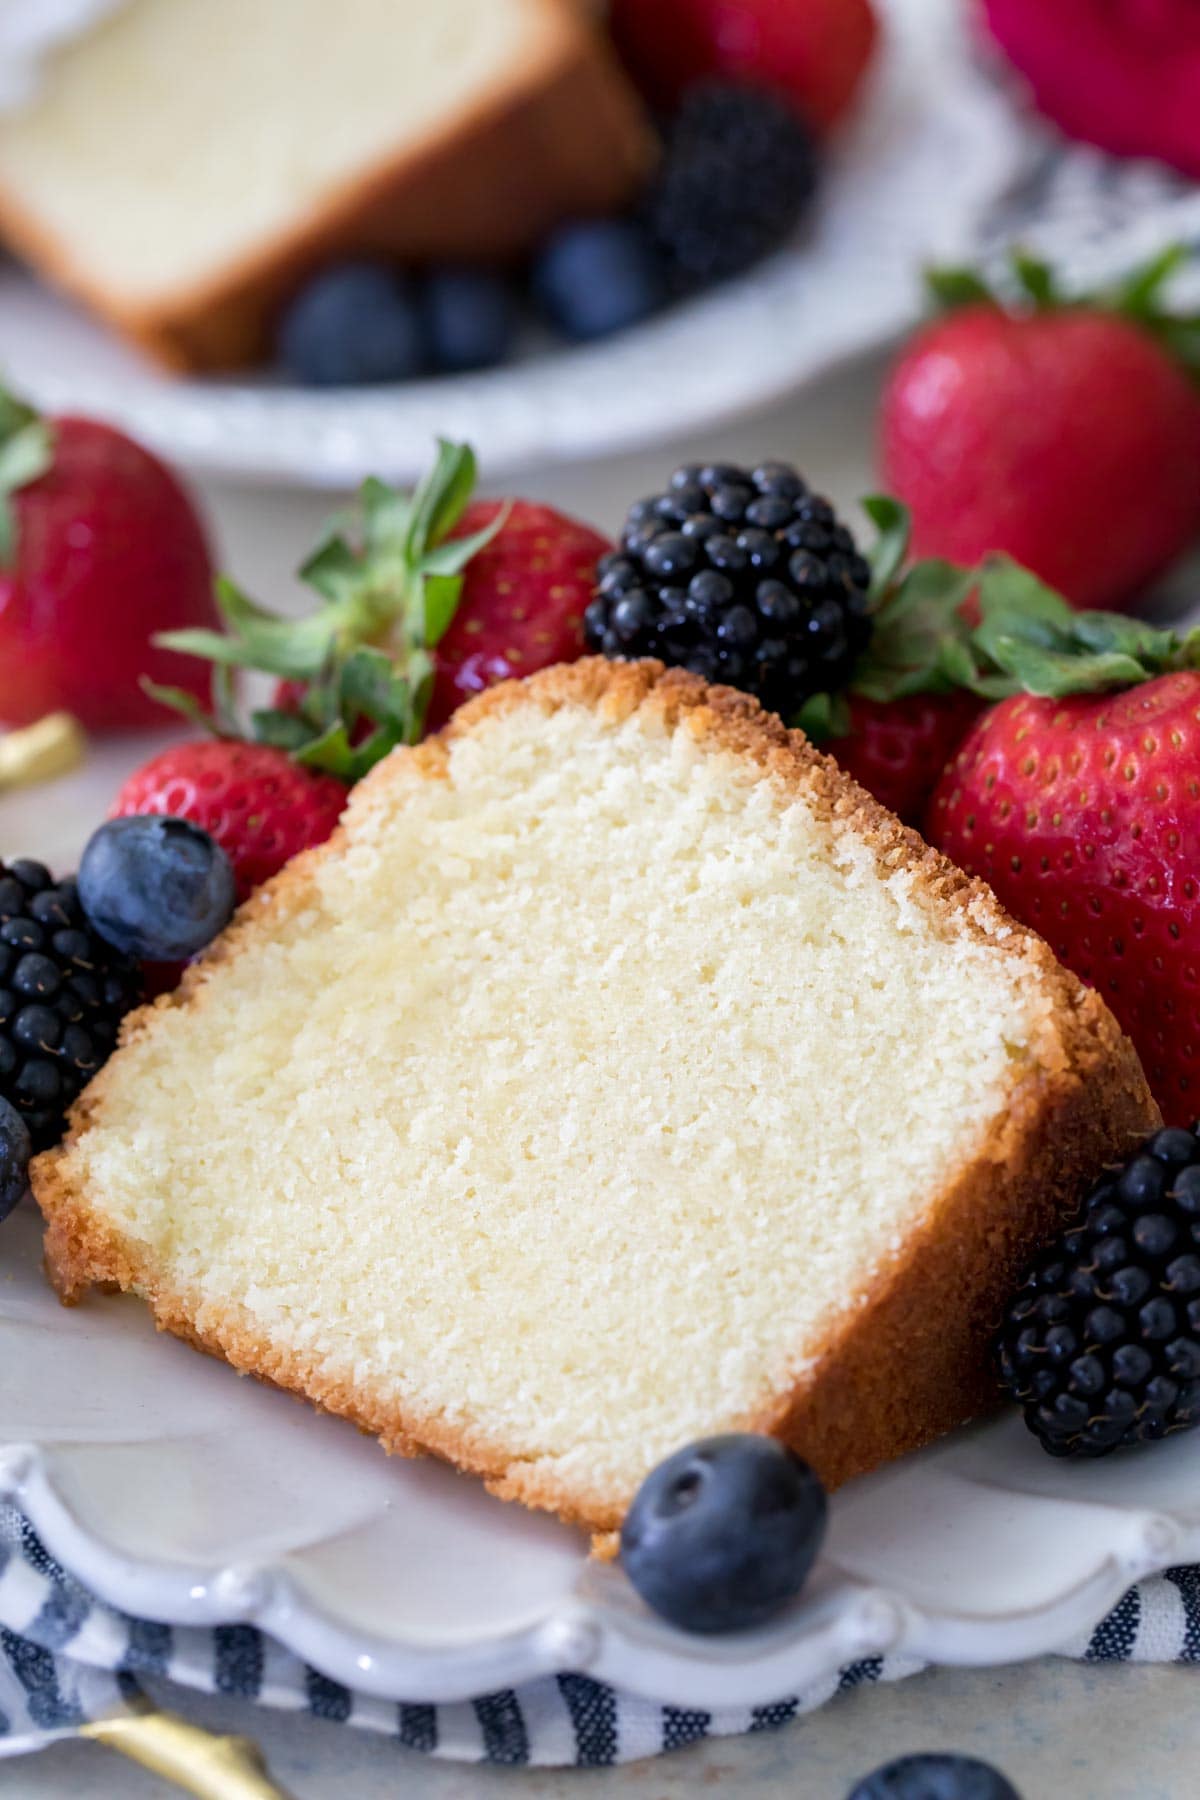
[2,1198,1200,1708]
[0,0,1021,491]
[0,719,1199,1721]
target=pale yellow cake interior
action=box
[57,691,1069,1513]
[0,0,563,304]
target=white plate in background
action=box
[0,0,1021,488]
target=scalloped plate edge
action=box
[4,1440,1199,1707]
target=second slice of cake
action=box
[0,0,651,369]
[33,662,1157,1532]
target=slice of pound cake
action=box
[33,662,1157,1533]
[0,0,650,369]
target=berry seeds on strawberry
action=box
[0,387,218,733]
[922,556,1200,1124]
[111,740,349,904]
[425,497,611,731]
[879,249,1200,612]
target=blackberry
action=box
[997,1124,1200,1456]
[584,459,873,716]
[647,84,820,290]
[0,860,142,1150]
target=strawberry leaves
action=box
[150,440,505,777]
[795,501,1200,743]
[926,244,1200,380]
[0,387,53,569]
[972,557,1200,696]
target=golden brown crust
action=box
[31,658,1159,1535]
[0,3,652,371]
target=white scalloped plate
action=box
[5,741,1200,1706]
[2,1184,1200,1709]
[0,0,1020,488]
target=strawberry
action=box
[981,0,1200,179]
[110,740,348,903]
[152,442,513,783]
[424,499,611,731]
[878,251,1200,612]
[0,388,217,732]
[148,441,607,807]
[787,497,999,821]
[925,569,1200,1124]
[274,500,608,735]
[610,0,878,131]
[268,515,607,755]
[831,690,983,824]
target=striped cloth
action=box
[0,1507,1198,1767]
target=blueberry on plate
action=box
[619,1433,826,1633]
[78,818,237,963]
[424,268,519,373]
[847,1753,1023,1800]
[278,262,428,385]
[533,218,666,342]
[0,1096,31,1223]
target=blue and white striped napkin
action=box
[0,1506,1197,1768]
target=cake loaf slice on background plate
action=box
[0,0,650,370]
[33,662,1157,1535]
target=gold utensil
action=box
[0,712,86,792]
[79,1699,295,1799]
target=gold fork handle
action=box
[80,1707,296,1799]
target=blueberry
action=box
[0,1095,30,1223]
[619,1434,826,1634]
[847,1753,1022,1799]
[533,219,665,342]
[78,818,236,963]
[278,263,428,386]
[423,268,518,373]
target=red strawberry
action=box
[830,690,982,824]
[981,0,1200,179]
[424,499,611,731]
[927,670,1200,1125]
[267,487,609,739]
[610,0,878,131]
[879,253,1200,612]
[111,740,347,903]
[0,390,217,732]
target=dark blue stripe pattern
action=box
[1085,1585,1140,1661]
[473,1688,530,1764]
[0,1514,1198,1765]
[213,1624,264,1698]
[397,1704,437,1753]
[558,1673,619,1765]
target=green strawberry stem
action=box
[150,439,506,781]
[795,500,1200,742]
[0,383,53,568]
[926,243,1200,381]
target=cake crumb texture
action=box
[33,661,1158,1532]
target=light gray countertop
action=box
[11,1659,1199,1797]
[8,356,1199,1798]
